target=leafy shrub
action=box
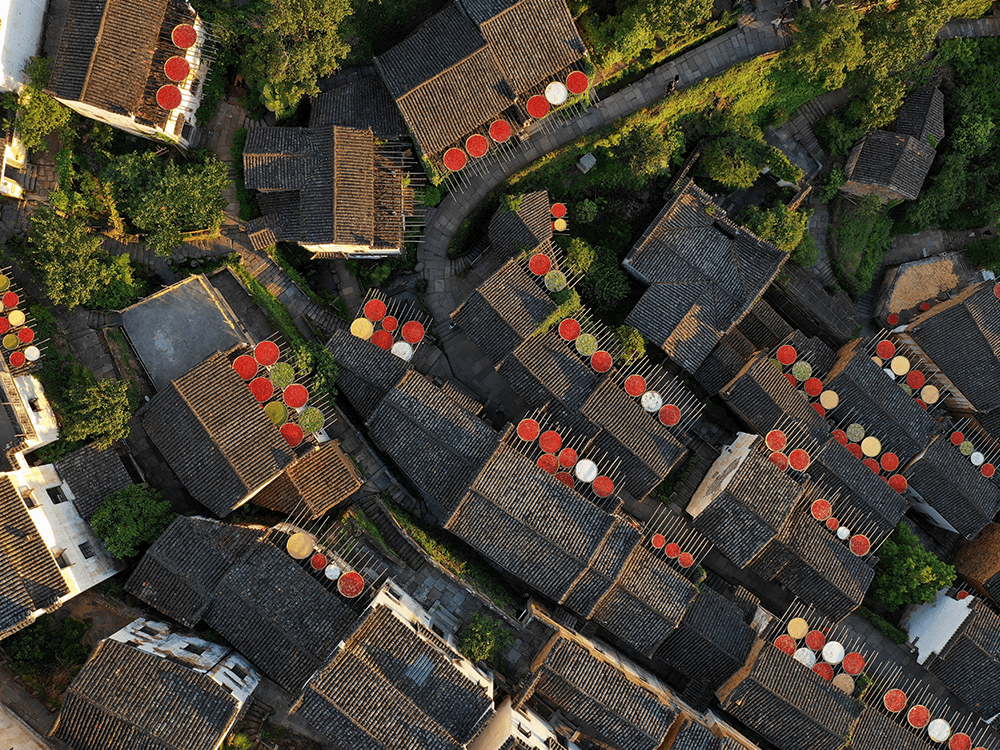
[90,485,175,559]
[614,325,645,364]
[578,246,630,312]
[60,377,132,449]
[1,57,71,152]
[563,237,596,274]
[86,255,147,310]
[782,2,864,90]
[230,127,260,222]
[791,233,819,268]
[576,199,600,224]
[871,522,956,611]
[739,204,810,253]
[3,616,90,671]
[817,168,846,203]
[831,194,893,298]
[856,607,908,644]
[965,236,1000,272]
[102,151,228,255]
[421,185,442,207]
[457,613,514,665]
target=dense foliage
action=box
[578,0,713,68]
[739,204,810,253]
[3,616,90,671]
[457,613,514,665]
[60,377,132,449]
[90,485,175,559]
[102,151,229,255]
[831,194,893,298]
[0,57,71,152]
[698,132,803,191]
[965,236,1000,273]
[782,2,864,90]
[897,38,1000,232]
[871,522,956,611]
[614,325,645,364]
[578,243,631,312]
[15,208,142,310]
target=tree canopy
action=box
[871,522,956,611]
[0,57,71,152]
[783,2,864,90]
[102,152,228,255]
[60,377,132,449]
[739,204,811,253]
[90,485,175,559]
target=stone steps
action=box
[356,491,426,571]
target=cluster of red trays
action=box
[948,428,996,478]
[360,298,425,351]
[830,426,910,494]
[620,372,682,427]
[233,341,312,447]
[649,533,695,568]
[157,25,197,110]
[773,344,838,418]
[874,338,934,411]
[442,117,514,172]
[0,292,37,370]
[555,317,614,374]
[773,629,866,684]
[764,429,811,473]
[807,496,872,557]
[881,688,977,749]
[525,70,590,122]
[516,418,614,497]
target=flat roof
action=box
[122,275,247,391]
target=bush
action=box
[1,57,71,152]
[576,199,600,224]
[698,140,759,190]
[85,255,146,310]
[102,151,229,255]
[965,236,1000,272]
[578,246,630,312]
[230,127,259,222]
[563,237,596,274]
[871,522,956,611]
[739,204,810,253]
[457,613,514,665]
[817,168,846,203]
[831,194,893,298]
[60,377,132,449]
[614,325,645,364]
[421,185,442,207]
[3,616,90,672]
[90,485,175,559]
[856,607,908,644]
[791,233,819,268]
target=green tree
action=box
[739,204,810,253]
[579,246,630,312]
[0,57,71,152]
[61,378,132,449]
[965,236,1000,272]
[608,0,713,64]
[17,207,121,309]
[613,122,681,182]
[457,613,514,665]
[783,2,864,90]
[102,152,228,255]
[90,485,175,559]
[3,616,90,672]
[239,0,353,116]
[563,237,596,275]
[790,233,818,268]
[614,325,645,364]
[871,522,956,611]
[698,140,759,190]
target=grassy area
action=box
[830,194,894,299]
[385,499,519,611]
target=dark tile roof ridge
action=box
[939,599,998,661]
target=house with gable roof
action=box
[51,618,260,750]
[46,0,211,145]
[622,179,788,374]
[374,0,585,160]
[841,86,945,203]
[242,125,417,257]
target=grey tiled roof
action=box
[204,542,361,692]
[0,475,68,637]
[694,328,758,394]
[825,346,938,463]
[291,604,492,749]
[499,330,598,410]
[474,0,582,94]
[720,355,830,442]
[756,510,874,622]
[844,130,936,201]
[446,443,615,602]
[451,259,555,363]
[928,601,1000,719]
[894,86,945,145]
[692,446,804,568]
[51,639,239,750]
[718,644,863,750]
[310,76,408,136]
[581,377,687,500]
[907,283,1000,412]
[55,444,132,520]
[244,126,404,251]
[527,638,676,750]
[849,706,936,750]
[366,371,501,516]
[139,350,296,516]
[325,326,411,419]
[624,180,787,373]
[671,720,726,750]
[906,434,1000,538]
[126,516,262,627]
[488,191,553,260]
[374,2,510,156]
[736,299,792,352]
[250,440,363,519]
[653,587,756,690]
